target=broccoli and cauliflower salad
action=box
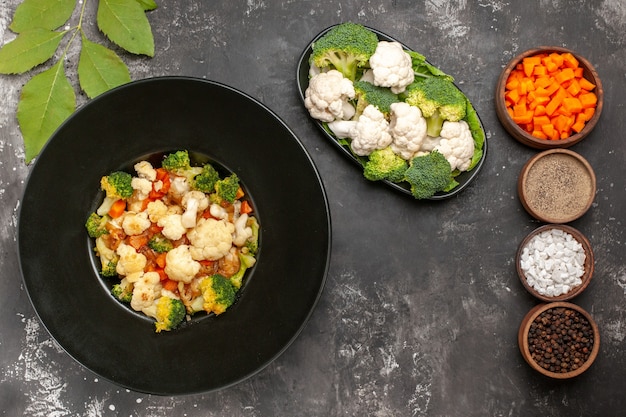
[85,150,259,333]
[304,22,485,199]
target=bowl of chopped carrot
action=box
[496,47,603,149]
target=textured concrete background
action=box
[1,1,625,416]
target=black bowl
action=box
[296,25,488,200]
[18,77,331,395]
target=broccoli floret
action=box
[148,233,174,253]
[154,296,186,333]
[193,163,220,193]
[111,281,132,302]
[403,77,467,137]
[199,274,236,315]
[100,171,133,200]
[404,150,454,199]
[101,260,119,277]
[310,22,379,81]
[213,173,240,204]
[363,146,408,183]
[353,81,399,118]
[162,150,191,172]
[85,212,110,238]
[230,252,257,290]
[162,150,203,183]
[244,217,259,255]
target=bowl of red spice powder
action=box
[518,148,596,223]
[495,46,603,149]
[518,302,600,379]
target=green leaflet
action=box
[136,0,158,11]
[0,28,66,74]
[9,0,76,33]
[0,0,157,163]
[78,35,131,99]
[18,60,76,163]
[97,0,155,57]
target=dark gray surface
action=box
[1,1,624,416]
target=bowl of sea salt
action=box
[516,224,594,301]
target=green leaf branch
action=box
[0,0,158,163]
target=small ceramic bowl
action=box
[518,302,600,379]
[518,148,596,223]
[516,224,594,302]
[495,46,603,149]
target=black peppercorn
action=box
[527,307,594,373]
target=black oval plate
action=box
[296,25,488,200]
[18,77,331,395]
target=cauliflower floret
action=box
[304,70,356,122]
[116,242,147,276]
[146,199,168,223]
[121,211,151,236]
[209,203,228,220]
[95,235,117,270]
[157,213,187,241]
[131,177,152,201]
[418,135,441,153]
[187,217,235,261]
[389,102,428,160]
[434,120,475,172]
[232,213,253,247]
[130,271,161,311]
[164,245,201,283]
[168,176,190,201]
[181,190,210,229]
[349,105,393,156]
[327,119,357,139]
[134,160,157,181]
[369,41,415,94]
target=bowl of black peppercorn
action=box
[518,302,600,378]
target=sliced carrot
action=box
[533,105,547,117]
[240,200,253,215]
[531,130,548,140]
[583,107,595,119]
[533,64,547,77]
[512,112,533,125]
[566,79,581,96]
[571,120,586,133]
[562,97,583,114]
[554,67,575,84]
[148,222,163,234]
[553,114,575,135]
[579,77,596,91]
[542,57,559,73]
[162,279,178,291]
[108,199,126,218]
[533,76,552,89]
[128,234,149,250]
[545,87,567,116]
[155,252,167,268]
[579,92,597,108]
[505,88,521,104]
[235,187,245,200]
[561,52,579,68]
[540,123,556,139]
[548,52,564,67]
[523,56,542,77]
